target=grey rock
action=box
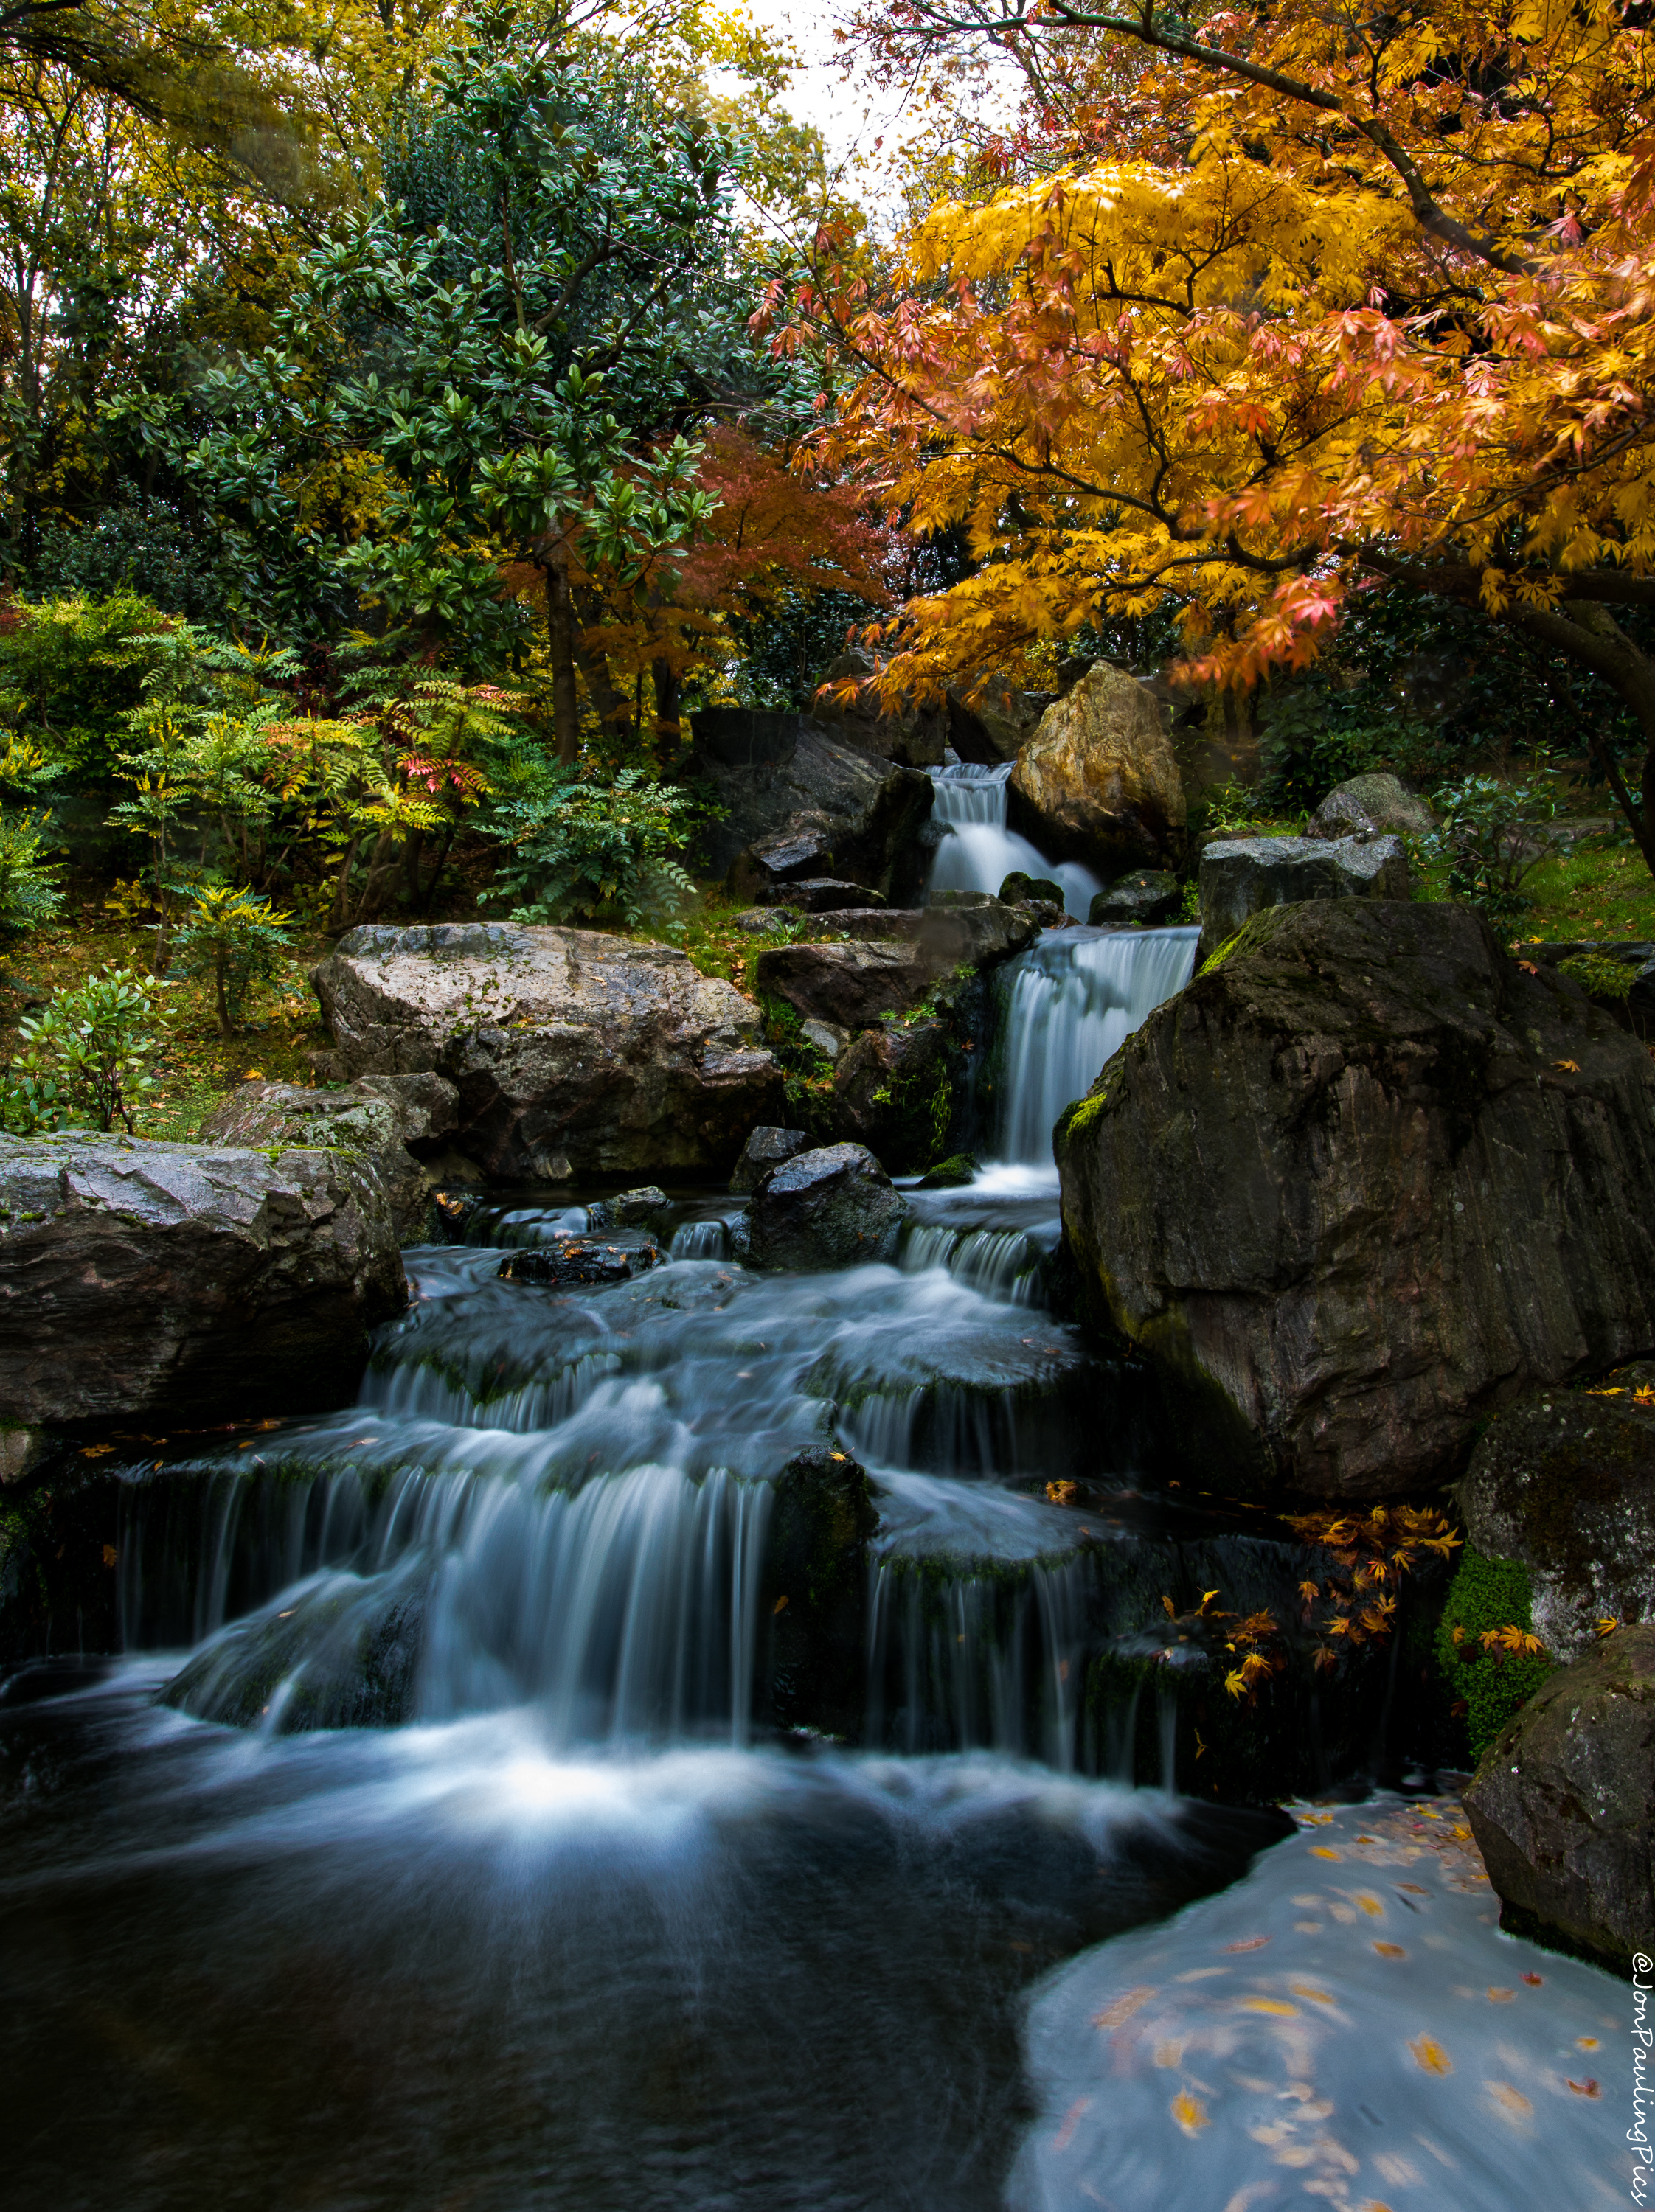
[1008,663,1186,872]
[199,1072,459,1242]
[1456,1387,1655,1660]
[0,1132,406,1428]
[759,877,884,911]
[1308,773,1435,841]
[1056,900,1655,1497]
[801,1018,850,1062]
[497,1242,655,1288]
[310,923,783,1181]
[1089,871,1183,928]
[755,939,934,1029]
[1463,1623,1655,1976]
[748,1142,908,1270]
[830,1017,954,1172]
[608,1186,670,1226]
[730,1126,814,1194]
[1196,833,1412,962]
[689,713,934,902]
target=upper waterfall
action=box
[926,762,1103,920]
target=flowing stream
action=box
[0,904,1618,2210]
[926,763,1103,919]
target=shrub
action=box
[0,808,62,934]
[483,764,701,931]
[21,965,171,1132]
[1426,772,1564,923]
[1434,1545,1556,1759]
[173,885,293,1036]
[1557,950,1637,1001]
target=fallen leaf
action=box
[1398,1884,1429,1895]
[1289,1982,1335,2004]
[772,1595,788,1614]
[101,1545,117,1568]
[1518,959,1539,975]
[1578,2037,1601,2051]
[1567,2078,1601,2097]
[1224,1937,1271,1952]
[1241,1998,1299,2016]
[1170,2090,1208,2135]
[1487,1987,1515,2003]
[1485,2081,1533,2118]
[1309,1846,1341,1860]
[80,1444,114,1458]
[1092,1986,1156,2031]
[1409,2035,1452,2075]
[1521,1972,1543,1986]
[1374,1942,1407,1959]
[1552,1059,1581,1073]
[1152,2039,1183,2067]
[1357,1894,1386,1916]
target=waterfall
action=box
[993,926,1199,1164]
[926,762,1103,919]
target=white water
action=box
[926,762,1103,919]
[995,925,1200,1164]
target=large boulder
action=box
[198,1071,460,1242]
[688,710,934,902]
[310,923,783,1181]
[753,897,1035,1029]
[1007,663,1186,873]
[1057,900,1655,1497]
[1196,832,1411,962]
[1456,1385,1655,1660]
[1463,1624,1655,1975]
[1308,772,1435,841]
[747,1143,908,1270]
[0,1132,406,1431]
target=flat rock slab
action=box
[0,1133,406,1429]
[311,922,783,1181]
[1058,900,1655,1497]
[1197,832,1411,961]
[1465,1623,1655,1975]
[1457,1388,1655,1659]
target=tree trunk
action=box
[403,827,426,908]
[544,545,582,766]
[420,827,455,914]
[1504,600,1655,877]
[330,831,364,934]
[651,658,683,765]
[353,830,400,925]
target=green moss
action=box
[1196,928,1249,977]
[1556,951,1637,1001]
[1054,1088,1107,1153]
[1434,1545,1557,1758]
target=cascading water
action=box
[0,894,1616,2211]
[926,761,1103,919]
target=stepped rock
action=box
[0,1131,406,1430]
[199,1071,459,1242]
[310,922,783,1181]
[1008,663,1185,873]
[1057,900,1655,1497]
[1089,870,1182,928]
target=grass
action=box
[1,898,336,1144]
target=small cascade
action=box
[926,762,1102,919]
[994,925,1199,1163]
[898,1217,1043,1304]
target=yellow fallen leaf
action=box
[1289,1982,1335,2004]
[1409,2035,1452,2075]
[1309,1846,1341,1860]
[1170,2090,1208,2135]
[1485,2081,1533,2118]
[772,1595,788,1614]
[1374,1942,1407,1959]
[1092,1986,1156,2031]
[1578,2037,1601,2051]
[101,1544,117,1568]
[1241,1998,1299,2016]
[1487,1987,1515,2003]
[1357,1893,1386,1916]
[1552,1059,1581,1073]
[80,1444,114,1458]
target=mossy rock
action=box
[1434,1545,1557,1759]
[918,1153,978,1188]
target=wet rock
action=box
[759,877,884,911]
[801,1018,850,1062]
[918,891,1041,970]
[747,1142,908,1270]
[1007,662,1186,873]
[732,905,800,935]
[830,1018,957,1172]
[0,1131,406,1429]
[1196,833,1411,963]
[689,712,934,902]
[1308,772,1435,841]
[310,922,783,1181]
[432,1189,488,1243]
[1089,870,1183,928]
[999,870,1066,908]
[730,1125,814,1193]
[760,1444,880,1736]
[1057,900,1655,1498]
[1455,1386,1655,1660]
[607,1186,670,1227]
[496,1241,655,1288]
[1463,1623,1655,1975]
[200,1072,459,1242]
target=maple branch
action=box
[872,0,1536,274]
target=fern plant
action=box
[483,763,700,930]
[0,808,62,935]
